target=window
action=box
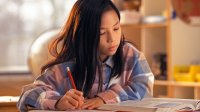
[0,0,76,73]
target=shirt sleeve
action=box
[97,44,154,104]
[17,65,68,111]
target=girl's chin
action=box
[107,50,117,56]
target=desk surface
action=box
[29,110,113,112]
[0,102,16,106]
[0,102,18,112]
[0,96,19,112]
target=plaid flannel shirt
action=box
[17,43,154,111]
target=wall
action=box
[171,18,200,66]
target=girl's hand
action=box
[81,97,105,110]
[55,89,84,110]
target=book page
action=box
[143,98,200,107]
[98,98,196,112]
[29,110,113,112]
[138,98,197,112]
[143,98,200,111]
[29,98,200,112]
[98,104,157,112]
[195,100,200,110]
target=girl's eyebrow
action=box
[113,21,119,26]
[100,21,119,29]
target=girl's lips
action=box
[108,45,116,51]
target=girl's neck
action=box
[99,55,109,63]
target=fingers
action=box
[82,100,97,110]
[56,89,84,110]
[81,97,104,110]
[56,90,105,110]
[82,100,93,109]
[88,105,95,110]
[70,91,84,102]
[64,100,76,110]
[67,89,84,100]
[66,89,84,108]
[65,95,79,108]
[73,89,83,96]
[55,96,76,110]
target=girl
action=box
[17,0,154,111]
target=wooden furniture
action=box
[0,96,19,112]
[0,102,18,112]
[121,0,171,71]
[155,80,200,99]
[0,75,33,96]
[121,0,173,99]
[122,0,200,100]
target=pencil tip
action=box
[67,67,70,71]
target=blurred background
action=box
[0,0,76,73]
[0,0,200,111]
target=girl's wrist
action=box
[95,95,106,104]
[54,97,62,110]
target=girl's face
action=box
[98,9,122,61]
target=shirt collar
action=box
[103,56,114,68]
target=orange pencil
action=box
[66,67,77,90]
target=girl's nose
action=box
[107,32,114,43]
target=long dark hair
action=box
[42,0,124,97]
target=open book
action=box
[98,98,200,112]
[29,110,113,112]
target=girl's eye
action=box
[100,32,106,35]
[114,27,119,31]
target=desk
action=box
[0,102,18,112]
[0,96,19,112]
[29,110,112,112]
[28,98,200,112]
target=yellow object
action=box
[162,10,168,18]
[195,73,200,82]
[173,65,200,82]
[192,66,200,82]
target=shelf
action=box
[121,23,167,29]
[155,80,200,87]
[0,66,30,74]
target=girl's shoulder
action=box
[122,42,141,58]
[35,61,76,86]
[43,60,76,78]
[53,60,75,71]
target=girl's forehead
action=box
[100,10,119,28]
